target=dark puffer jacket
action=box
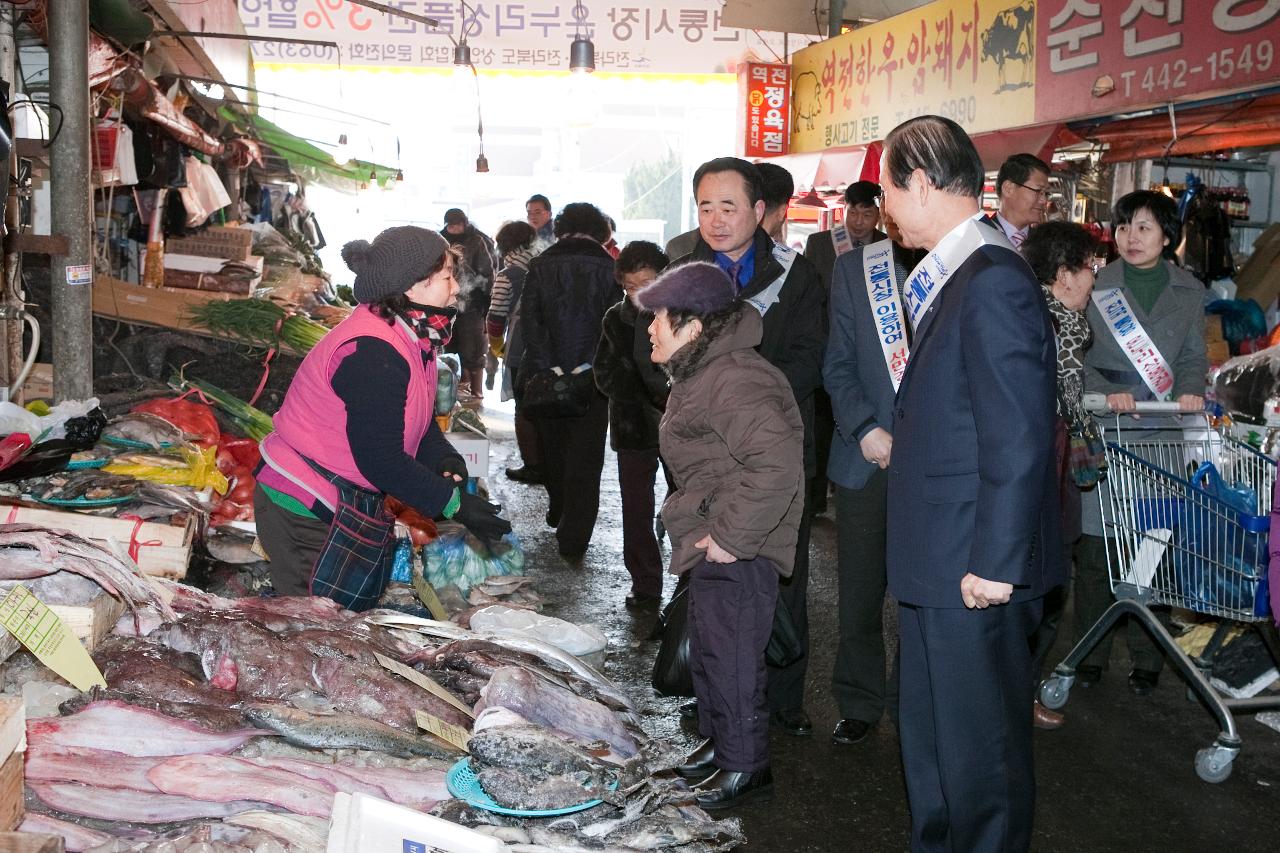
[594,297,669,452]
[441,225,497,315]
[517,237,620,392]
[659,305,804,578]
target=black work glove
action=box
[452,492,512,543]
[437,455,469,481]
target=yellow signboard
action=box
[790,0,1037,153]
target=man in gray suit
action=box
[822,212,919,745]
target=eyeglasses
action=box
[1017,182,1052,199]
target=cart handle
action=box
[1082,393,1202,416]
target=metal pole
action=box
[0,8,17,400]
[828,0,846,38]
[49,0,93,401]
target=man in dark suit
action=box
[803,180,886,290]
[667,157,827,738]
[881,115,1065,852]
[823,219,919,746]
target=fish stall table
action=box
[0,524,742,853]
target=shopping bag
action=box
[522,364,594,419]
[1176,462,1268,616]
[651,582,693,697]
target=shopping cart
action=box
[1039,401,1280,783]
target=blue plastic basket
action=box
[445,758,614,817]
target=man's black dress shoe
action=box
[694,767,774,810]
[1128,668,1160,696]
[1075,664,1102,688]
[772,708,812,736]
[678,700,698,719]
[831,718,872,744]
[676,738,716,781]
[624,591,661,609]
[505,466,543,484]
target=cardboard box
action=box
[1234,224,1280,309]
[445,436,490,479]
[0,504,194,579]
[1207,339,1231,365]
[1205,314,1226,344]
[166,225,254,261]
[19,363,52,402]
[0,833,63,852]
[92,274,234,332]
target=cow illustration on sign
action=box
[983,0,1035,93]
[792,70,821,131]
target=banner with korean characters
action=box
[1035,0,1280,123]
[238,0,817,74]
[740,63,791,157]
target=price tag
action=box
[415,710,471,752]
[373,652,474,718]
[412,552,449,621]
[0,585,106,691]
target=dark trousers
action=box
[1071,534,1165,673]
[617,449,664,598]
[766,492,812,713]
[535,391,609,555]
[689,556,778,772]
[899,598,1042,853]
[446,309,486,372]
[810,390,834,510]
[514,407,541,470]
[252,486,329,598]
[833,471,899,722]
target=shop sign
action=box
[789,0,1037,154]
[238,0,816,74]
[1035,0,1280,123]
[740,63,790,157]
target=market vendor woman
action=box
[253,225,510,610]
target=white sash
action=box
[1091,287,1175,401]
[743,242,797,317]
[861,239,909,391]
[903,214,1014,330]
[830,224,855,258]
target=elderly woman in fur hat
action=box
[639,261,804,810]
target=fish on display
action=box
[27,700,267,756]
[103,412,190,449]
[241,703,459,759]
[469,723,622,810]
[28,780,267,823]
[23,470,139,501]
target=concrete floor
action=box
[477,401,1280,852]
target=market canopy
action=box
[220,107,399,191]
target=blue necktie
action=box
[727,262,742,290]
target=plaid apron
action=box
[306,459,395,612]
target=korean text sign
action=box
[788,0,1038,154]
[740,63,791,157]
[1036,0,1280,122]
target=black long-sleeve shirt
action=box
[330,337,464,517]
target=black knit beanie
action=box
[342,225,448,304]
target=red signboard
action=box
[1036,0,1280,123]
[739,63,791,158]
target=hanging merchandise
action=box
[1181,174,1235,283]
[177,157,232,227]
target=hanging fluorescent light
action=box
[570,37,595,73]
[568,1,595,73]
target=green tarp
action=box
[221,107,398,191]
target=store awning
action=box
[1074,93,1280,163]
[220,107,398,191]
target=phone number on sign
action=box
[1120,40,1274,98]
[252,42,340,60]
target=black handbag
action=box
[651,578,805,697]
[522,365,594,419]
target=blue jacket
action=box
[886,242,1066,608]
[824,243,907,491]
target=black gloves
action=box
[452,492,512,543]
[437,455,469,481]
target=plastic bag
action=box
[131,398,220,448]
[651,583,693,697]
[1176,462,1269,616]
[103,445,229,494]
[0,397,101,442]
[469,604,607,657]
[424,525,523,593]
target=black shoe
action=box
[558,546,585,563]
[625,591,661,609]
[676,738,715,781]
[545,511,561,528]
[771,708,812,736]
[1128,668,1160,696]
[1075,665,1103,688]
[506,466,543,485]
[831,718,872,745]
[694,767,773,811]
[678,700,698,719]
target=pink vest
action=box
[261,305,438,510]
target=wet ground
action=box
[477,400,1280,852]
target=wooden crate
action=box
[91,273,234,333]
[166,225,254,261]
[0,504,194,579]
[0,753,20,833]
[49,592,125,653]
[0,833,62,852]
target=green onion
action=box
[187,299,330,354]
[171,375,274,441]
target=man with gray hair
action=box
[881,115,1064,852]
